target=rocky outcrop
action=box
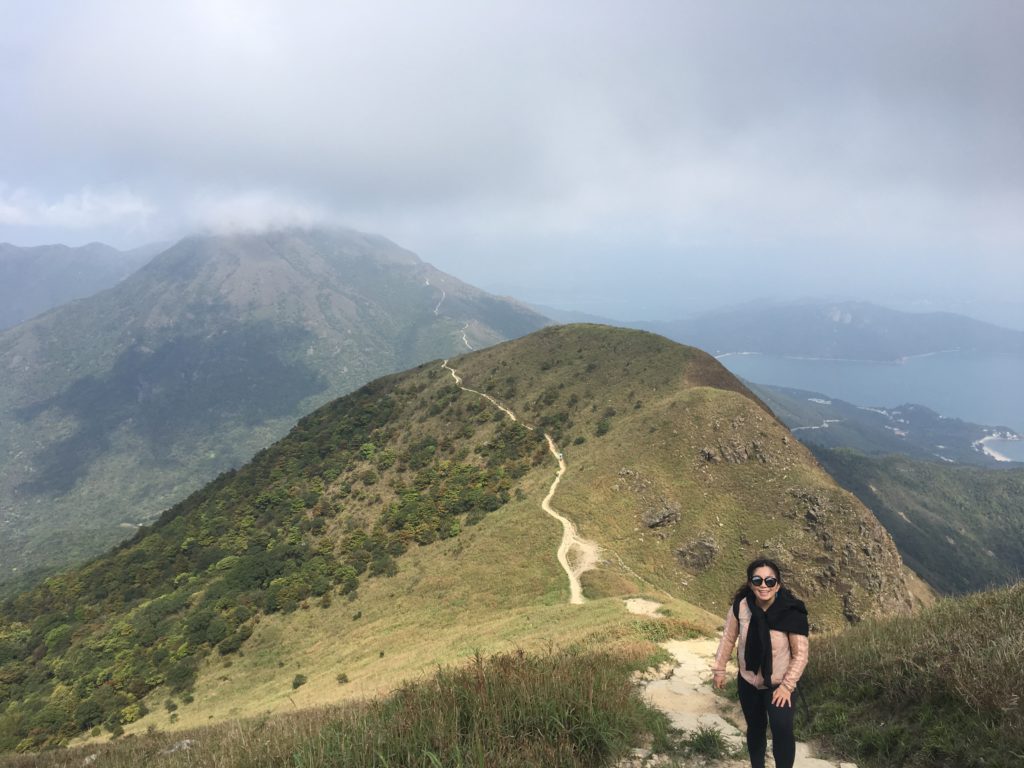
[769,487,913,622]
[675,535,718,571]
[615,468,682,529]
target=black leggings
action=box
[737,675,796,768]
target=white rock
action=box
[159,738,197,755]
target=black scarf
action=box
[737,587,809,688]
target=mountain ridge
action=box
[0,227,548,590]
[0,324,914,750]
[0,241,164,330]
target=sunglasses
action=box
[750,576,779,588]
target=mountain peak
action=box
[0,227,548,586]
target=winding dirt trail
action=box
[442,361,519,422]
[441,360,598,604]
[542,434,599,604]
[459,323,474,351]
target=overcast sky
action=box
[1,1,1022,325]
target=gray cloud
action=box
[1,1,1021,324]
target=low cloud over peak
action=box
[183,189,339,237]
[2,1,1021,325]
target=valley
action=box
[0,242,164,331]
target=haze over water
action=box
[719,350,1024,457]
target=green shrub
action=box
[292,674,307,690]
[681,725,732,759]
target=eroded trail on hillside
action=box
[459,323,475,351]
[442,360,598,604]
[626,599,858,768]
[542,434,599,604]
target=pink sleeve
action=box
[780,633,809,690]
[712,609,739,673]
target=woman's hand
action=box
[712,672,727,689]
[771,685,793,708]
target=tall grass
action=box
[293,647,668,768]
[799,582,1024,768]
[0,645,668,768]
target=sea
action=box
[718,350,1024,463]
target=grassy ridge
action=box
[451,324,913,626]
[800,582,1024,767]
[0,641,673,768]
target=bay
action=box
[718,351,1024,434]
[983,439,1024,463]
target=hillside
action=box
[643,300,1024,360]
[813,448,1024,594]
[0,227,547,591]
[0,241,162,330]
[0,324,914,751]
[744,384,1024,594]
[750,383,1020,466]
[801,582,1023,767]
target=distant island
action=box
[640,300,1024,361]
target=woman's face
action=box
[751,565,781,603]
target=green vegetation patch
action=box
[0,366,546,752]
[815,448,1024,594]
[799,582,1024,767]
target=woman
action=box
[712,558,809,768]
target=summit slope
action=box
[442,325,914,624]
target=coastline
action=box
[715,349,962,364]
[974,434,1018,463]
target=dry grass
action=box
[2,640,678,768]
[800,582,1024,767]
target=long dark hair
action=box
[731,557,786,606]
